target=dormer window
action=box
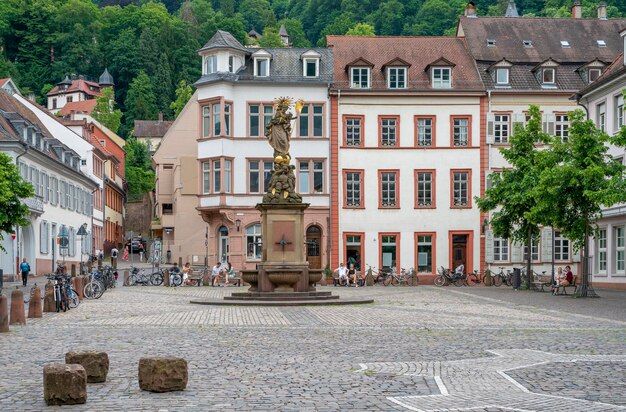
[387,67,407,89]
[523,40,533,48]
[204,55,217,74]
[304,58,319,77]
[597,40,606,48]
[487,39,496,47]
[589,68,602,82]
[560,40,570,48]
[496,68,509,85]
[350,67,370,88]
[432,67,451,89]
[542,68,555,84]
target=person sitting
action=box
[335,263,349,286]
[348,263,359,287]
[554,265,573,295]
[169,263,181,287]
[551,267,563,294]
[211,262,223,287]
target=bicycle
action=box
[491,266,512,287]
[83,271,105,299]
[383,267,415,286]
[434,266,465,287]
[465,270,482,286]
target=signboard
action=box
[58,226,69,249]
[77,225,88,236]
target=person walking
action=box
[138,243,145,262]
[20,258,30,287]
[111,246,119,269]
[122,240,130,261]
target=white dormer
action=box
[252,49,272,77]
[301,50,321,78]
[488,58,513,87]
[532,58,559,89]
[621,28,626,66]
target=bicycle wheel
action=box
[504,274,512,286]
[69,289,80,308]
[150,272,164,286]
[128,274,138,286]
[453,277,464,287]
[493,274,503,287]
[83,282,96,299]
[465,275,475,286]
[172,274,182,287]
[390,276,399,286]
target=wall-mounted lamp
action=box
[235,219,241,232]
[481,218,489,234]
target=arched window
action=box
[246,224,262,260]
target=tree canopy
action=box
[0,153,35,250]
[92,87,123,134]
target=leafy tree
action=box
[414,0,455,36]
[125,71,158,125]
[125,138,155,198]
[345,22,375,36]
[153,52,174,117]
[530,109,626,296]
[92,87,123,133]
[316,12,355,46]
[259,26,285,47]
[476,106,552,289]
[370,0,405,36]
[170,79,193,118]
[239,0,275,31]
[0,153,34,251]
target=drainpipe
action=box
[14,143,28,277]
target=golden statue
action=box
[265,97,304,165]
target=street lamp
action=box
[235,219,241,232]
[77,223,88,275]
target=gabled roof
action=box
[531,58,560,72]
[487,58,514,70]
[575,53,626,98]
[346,57,374,67]
[199,30,249,54]
[0,78,20,95]
[424,57,456,71]
[458,16,626,63]
[381,57,411,69]
[575,59,607,72]
[134,120,173,138]
[327,36,483,91]
[47,79,102,97]
[59,100,97,116]
[279,24,288,37]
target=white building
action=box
[574,29,626,289]
[46,69,114,115]
[0,90,97,277]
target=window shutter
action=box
[511,242,523,263]
[40,221,47,254]
[69,227,75,257]
[541,227,553,262]
[512,113,525,132]
[487,113,495,143]
[485,229,494,263]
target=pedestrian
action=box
[122,240,130,261]
[182,262,191,286]
[20,258,30,287]
[211,262,222,287]
[224,259,232,286]
[111,246,119,269]
[138,243,144,262]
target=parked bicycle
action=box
[83,271,105,299]
[434,266,465,287]
[46,274,79,312]
[128,266,164,286]
[491,266,512,287]
[464,270,482,286]
[384,267,417,286]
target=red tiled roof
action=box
[0,78,10,87]
[47,79,102,97]
[59,100,98,116]
[327,36,483,91]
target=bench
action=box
[554,275,578,295]
[333,272,364,287]
[531,273,552,292]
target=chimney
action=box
[158,112,163,122]
[571,0,582,19]
[598,2,607,20]
[464,1,477,17]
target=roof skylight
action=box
[523,40,533,48]
[597,40,607,47]
[560,40,570,48]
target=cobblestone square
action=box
[0,283,624,411]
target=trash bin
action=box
[0,269,3,292]
[512,268,521,289]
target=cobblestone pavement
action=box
[0,283,624,411]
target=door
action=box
[452,234,467,271]
[306,226,322,269]
[218,226,229,263]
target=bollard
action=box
[44,283,56,313]
[28,287,43,318]
[71,264,76,277]
[0,294,9,332]
[123,270,129,286]
[164,270,170,287]
[203,272,210,287]
[74,277,83,301]
[9,288,26,325]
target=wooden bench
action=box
[333,272,364,287]
[555,275,578,295]
[531,273,552,292]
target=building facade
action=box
[46,69,114,115]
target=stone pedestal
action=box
[43,363,87,405]
[0,295,8,333]
[9,289,25,325]
[44,284,55,313]
[66,351,109,383]
[138,357,187,392]
[28,287,42,318]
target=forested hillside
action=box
[1,0,624,136]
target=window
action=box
[615,227,624,273]
[416,116,434,147]
[493,238,509,261]
[202,106,211,137]
[542,68,555,84]
[255,58,269,77]
[345,234,362,270]
[224,104,231,136]
[344,116,363,146]
[415,171,434,208]
[451,170,470,208]
[303,58,318,77]
[202,161,210,194]
[213,160,221,192]
[298,104,324,137]
[380,234,398,270]
[249,103,273,137]
[65,182,72,208]
[597,228,607,272]
[493,114,509,144]
[298,160,324,194]
[248,160,273,193]
[344,170,363,208]
[246,224,262,260]
[379,171,398,208]
[388,67,406,89]
[615,95,624,130]
[69,227,76,257]
[40,221,49,254]
[589,69,601,82]
[380,117,398,147]
[202,102,231,137]
[29,167,39,196]
[597,40,606,47]
[350,67,370,88]
[524,238,539,261]
[50,177,58,205]
[560,40,570,48]
[228,56,234,73]
[555,114,569,142]
[452,117,470,146]
[554,230,570,261]
[224,160,232,193]
[432,67,451,88]
[41,172,49,203]
[487,39,496,47]
[416,234,434,274]
[523,40,533,48]
[162,203,173,214]
[205,55,217,74]
[213,104,221,136]
[597,102,606,132]
[52,98,57,109]
[496,68,509,85]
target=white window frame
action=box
[597,228,607,273]
[453,118,469,146]
[248,159,273,194]
[542,68,555,84]
[205,55,217,74]
[554,230,570,261]
[387,67,407,89]
[589,68,601,82]
[494,114,509,144]
[417,118,433,147]
[432,67,452,89]
[496,68,509,85]
[523,238,540,261]
[298,159,324,194]
[615,94,624,130]
[493,237,509,262]
[345,171,362,207]
[350,67,370,88]
[381,172,397,207]
[597,102,606,132]
[615,226,624,274]
[555,114,569,142]
[416,172,433,207]
[246,224,262,260]
[202,161,210,194]
[303,58,319,78]
[254,58,269,77]
[452,171,469,207]
[345,117,362,146]
[381,118,397,146]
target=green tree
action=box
[153,52,174,117]
[92,87,123,133]
[125,71,158,125]
[345,22,375,36]
[316,11,355,46]
[239,0,275,31]
[370,0,405,35]
[476,106,552,289]
[530,109,626,296]
[0,153,34,250]
[39,83,54,105]
[170,79,193,118]
[259,26,285,47]
[125,138,155,199]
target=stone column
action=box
[9,288,26,325]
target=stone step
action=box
[224,294,340,301]
[229,291,333,298]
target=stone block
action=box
[0,295,8,333]
[43,363,87,405]
[74,277,83,300]
[65,351,109,383]
[138,357,188,392]
[27,287,42,318]
[44,283,55,313]
[9,288,25,325]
